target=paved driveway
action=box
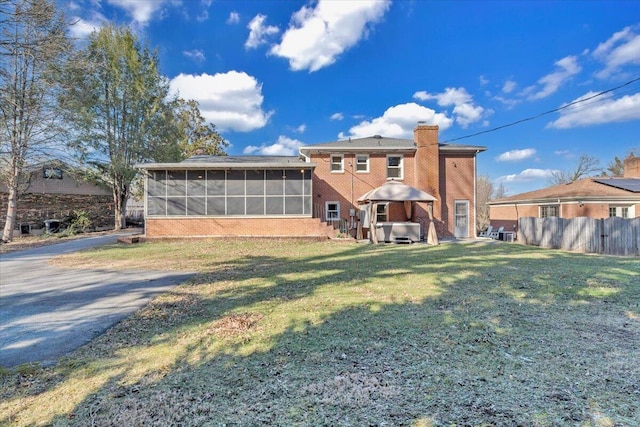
[0,233,193,367]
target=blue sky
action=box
[62,0,640,195]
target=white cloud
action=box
[527,55,581,100]
[244,135,303,156]
[330,112,344,121]
[338,103,453,139]
[106,0,171,25]
[296,124,306,133]
[169,71,273,132]
[414,87,486,128]
[270,0,391,72]
[227,11,240,24]
[547,91,640,129]
[415,87,471,106]
[68,15,104,39]
[479,75,489,86]
[495,148,536,162]
[553,150,573,159]
[496,168,556,183]
[593,25,640,78]
[183,49,205,62]
[245,14,279,49]
[492,95,520,109]
[502,80,516,93]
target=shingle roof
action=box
[138,155,313,170]
[301,136,414,151]
[299,135,486,153]
[490,177,640,205]
[182,155,304,164]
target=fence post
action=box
[599,218,605,255]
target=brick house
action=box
[139,124,486,241]
[0,161,114,236]
[488,155,640,233]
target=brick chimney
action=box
[413,124,441,214]
[623,154,640,178]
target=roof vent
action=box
[373,134,382,139]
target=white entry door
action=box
[454,200,469,238]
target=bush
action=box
[57,210,92,237]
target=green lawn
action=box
[2,239,639,426]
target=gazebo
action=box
[357,180,438,244]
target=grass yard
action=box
[1,239,639,426]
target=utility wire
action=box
[440,75,640,144]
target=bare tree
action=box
[476,175,493,233]
[548,154,602,185]
[0,0,71,242]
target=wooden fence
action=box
[518,217,640,256]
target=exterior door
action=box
[454,200,469,238]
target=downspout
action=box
[350,154,355,233]
[473,150,478,238]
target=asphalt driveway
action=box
[0,233,193,367]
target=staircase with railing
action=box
[312,204,352,239]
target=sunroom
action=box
[138,156,322,238]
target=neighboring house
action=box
[488,155,640,233]
[0,161,114,236]
[138,124,486,241]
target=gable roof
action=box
[489,177,640,205]
[299,135,486,153]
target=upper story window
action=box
[330,154,344,172]
[387,155,403,179]
[609,206,630,218]
[540,205,559,218]
[355,154,369,173]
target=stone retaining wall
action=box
[0,192,115,233]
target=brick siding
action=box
[146,217,338,238]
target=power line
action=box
[440,75,640,144]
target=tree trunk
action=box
[112,184,129,230]
[2,184,19,242]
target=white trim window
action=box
[609,205,631,218]
[387,155,403,179]
[330,154,344,173]
[355,154,369,173]
[326,201,340,222]
[540,205,559,218]
[376,203,388,222]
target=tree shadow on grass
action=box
[2,241,639,426]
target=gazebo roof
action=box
[358,180,437,203]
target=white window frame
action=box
[376,202,388,222]
[386,155,403,180]
[330,154,344,173]
[326,201,340,222]
[609,205,631,218]
[355,154,369,173]
[540,205,559,218]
